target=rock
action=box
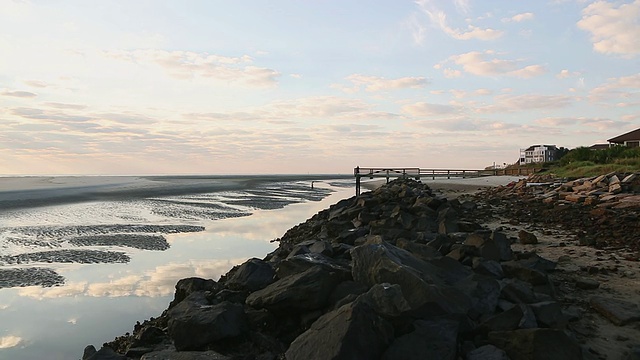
[480,304,525,332]
[351,242,472,315]
[565,194,586,203]
[82,345,127,360]
[275,252,350,279]
[381,319,459,360]
[575,278,599,290]
[356,283,412,318]
[225,258,275,292]
[488,328,582,360]
[590,296,640,326]
[140,350,230,359]
[168,277,219,309]
[464,233,500,262]
[491,231,513,261]
[518,230,538,245]
[285,301,394,360]
[167,298,248,351]
[502,261,549,286]
[438,207,459,234]
[466,344,510,360]
[246,265,341,312]
[530,301,566,328]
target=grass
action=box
[529,146,640,179]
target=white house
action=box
[519,145,558,165]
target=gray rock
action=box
[225,258,275,292]
[82,345,126,360]
[530,301,566,328]
[167,299,247,350]
[356,283,411,318]
[351,242,472,315]
[438,207,459,234]
[575,278,599,290]
[491,231,513,261]
[488,328,582,360]
[518,230,538,245]
[275,252,350,279]
[246,265,341,312]
[466,344,510,360]
[382,319,459,360]
[590,296,640,326]
[168,277,218,309]
[472,258,505,279]
[285,301,394,360]
[465,233,501,261]
[141,350,230,359]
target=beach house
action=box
[519,145,558,165]
[608,127,640,148]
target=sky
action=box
[0,0,639,175]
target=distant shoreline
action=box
[0,175,352,211]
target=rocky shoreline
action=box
[83,174,640,360]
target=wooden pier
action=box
[353,166,536,195]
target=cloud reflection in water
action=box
[17,258,248,299]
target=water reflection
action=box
[0,336,22,349]
[0,182,353,360]
[17,258,249,299]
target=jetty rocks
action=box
[89,178,586,360]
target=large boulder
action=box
[285,301,394,360]
[167,294,248,351]
[224,258,275,292]
[381,319,459,360]
[246,265,341,312]
[168,277,218,309]
[350,242,472,315]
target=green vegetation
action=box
[539,146,640,178]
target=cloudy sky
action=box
[1,0,638,175]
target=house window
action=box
[627,141,639,148]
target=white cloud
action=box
[414,0,503,42]
[509,65,547,79]
[477,94,573,113]
[589,73,640,102]
[441,51,547,78]
[535,116,630,131]
[503,12,535,22]
[443,68,463,78]
[336,74,429,92]
[556,69,582,79]
[105,49,280,87]
[577,0,640,57]
[1,90,37,98]
[402,102,463,117]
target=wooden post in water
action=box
[354,167,361,196]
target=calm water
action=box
[0,176,353,360]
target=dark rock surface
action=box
[89,178,588,359]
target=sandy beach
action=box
[361,175,524,197]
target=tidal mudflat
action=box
[0,175,352,360]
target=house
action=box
[608,127,640,148]
[589,144,611,150]
[519,145,558,165]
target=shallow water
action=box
[0,176,353,360]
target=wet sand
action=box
[0,175,348,211]
[361,175,523,197]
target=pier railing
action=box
[353,167,537,195]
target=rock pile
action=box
[470,172,640,250]
[86,178,586,360]
[490,172,640,208]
